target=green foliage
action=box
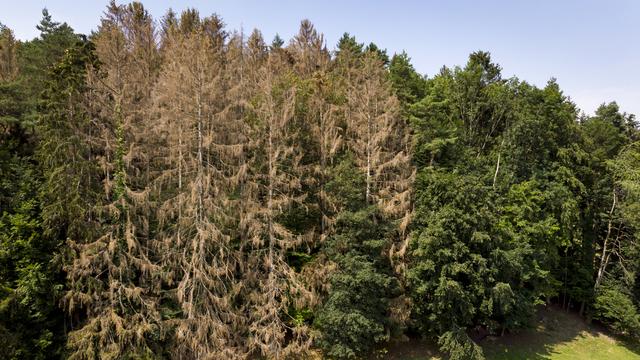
[408,170,541,335]
[0,79,31,212]
[410,70,458,168]
[406,51,611,360]
[593,288,640,338]
[438,325,485,360]
[0,10,85,359]
[0,154,63,360]
[612,142,640,231]
[315,156,401,359]
[0,199,60,360]
[270,33,284,49]
[389,51,426,108]
[336,33,363,56]
[364,42,389,65]
[0,6,639,359]
[315,250,397,359]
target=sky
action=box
[2,0,638,116]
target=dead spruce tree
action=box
[345,50,414,273]
[241,35,314,358]
[289,20,341,243]
[64,3,162,359]
[286,20,343,309]
[153,10,247,359]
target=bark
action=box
[594,191,617,292]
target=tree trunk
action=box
[493,138,505,189]
[594,191,617,292]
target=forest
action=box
[1,2,639,359]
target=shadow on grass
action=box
[384,337,443,360]
[385,305,640,360]
[481,306,640,360]
[619,337,640,356]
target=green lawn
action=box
[386,307,640,360]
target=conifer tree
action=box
[64,3,162,358]
[290,20,341,242]
[152,10,248,358]
[345,50,414,266]
[3,4,640,359]
[241,41,313,358]
[0,23,18,81]
[0,21,62,359]
[312,36,414,359]
[18,9,78,105]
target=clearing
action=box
[385,306,640,359]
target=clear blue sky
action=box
[2,0,638,116]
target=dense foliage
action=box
[0,3,638,359]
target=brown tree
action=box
[290,20,341,242]
[345,50,414,272]
[241,40,314,358]
[0,24,18,81]
[152,10,247,358]
[64,3,162,359]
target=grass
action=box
[385,306,640,360]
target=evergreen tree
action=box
[152,11,244,358]
[64,3,163,358]
[1,4,639,358]
[242,41,314,357]
[389,51,426,109]
[1,16,84,359]
[314,155,402,359]
[0,23,18,81]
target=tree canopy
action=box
[0,3,638,359]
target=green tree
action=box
[0,15,84,359]
[389,51,426,109]
[315,156,401,359]
[407,53,584,359]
